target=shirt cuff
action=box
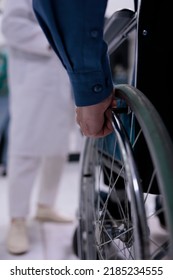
[68,60,113,107]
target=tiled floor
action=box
[0,161,80,260]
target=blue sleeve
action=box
[33,0,113,106]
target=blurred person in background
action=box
[1,0,75,255]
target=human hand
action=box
[76,90,116,138]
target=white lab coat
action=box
[1,0,74,157]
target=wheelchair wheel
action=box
[75,84,173,260]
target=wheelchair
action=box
[72,0,173,260]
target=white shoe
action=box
[6,219,29,255]
[35,206,74,223]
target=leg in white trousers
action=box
[8,155,66,219]
[7,155,72,254]
[37,156,66,208]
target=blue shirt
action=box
[33,0,113,106]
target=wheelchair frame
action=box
[73,0,173,260]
